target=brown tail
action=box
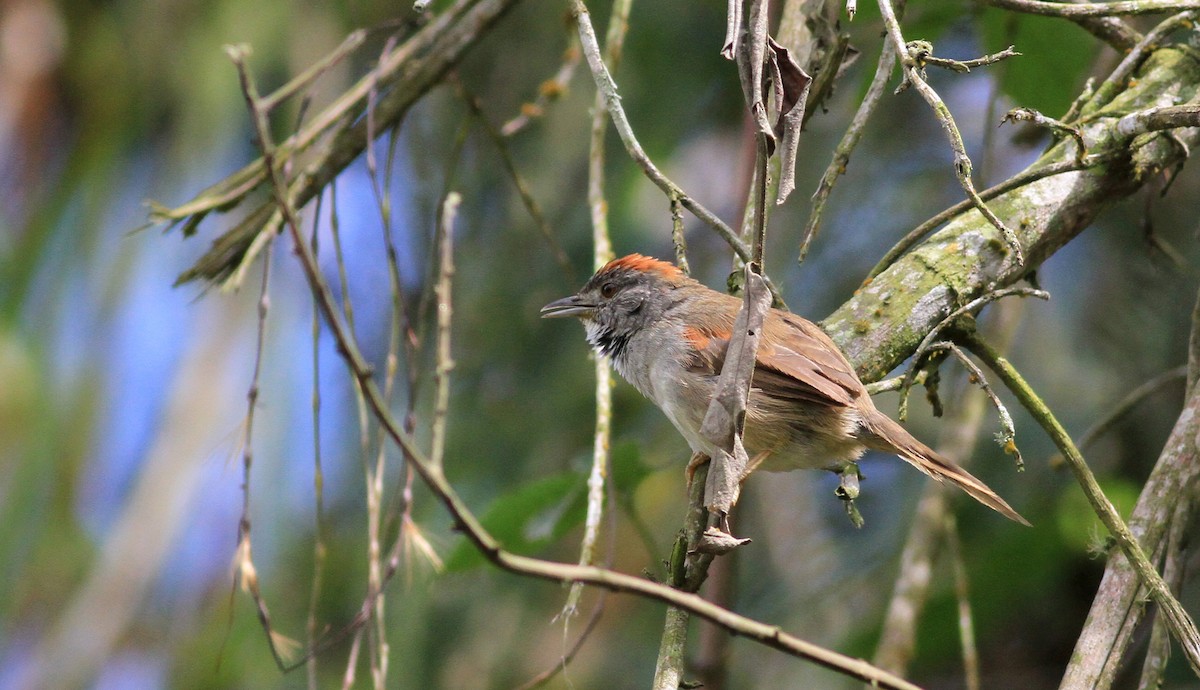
[861,409,1030,526]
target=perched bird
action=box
[542,254,1027,525]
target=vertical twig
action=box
[875,0,1024,264]
[559,0,630,631]
[801,0,905,263]
[945,515,980,690]
[306,194,327,690]
[430,194,460,472]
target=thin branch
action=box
[1079,11,1198,120]
[455,78,576,282]
[876,0,1024,263]
[962,331,1200,678]
[670,195,691,275]
[569,0,787,305]
[306,196,327,690]
[922,44,1020,73]
[863,152,1118,282]
[1117,103,1200,136]
[945,515,980,690]
[430,193,460,472]
[897,287,1050,420]
[512,593,609,690]
[560,0,629,632]
[912,341,1026,469]
[1002,107,1087,161]
[228,45,297,672]
[1068,365,1188,458]
[985,0,1200,17]
[802,0,904,262]
[501,32,583,136]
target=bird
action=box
[541,254,1028,525]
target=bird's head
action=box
[541,254,686,359]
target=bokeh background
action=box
[2,0,1198,688]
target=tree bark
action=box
[822,47,1200,381]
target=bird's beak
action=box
[541,294,595,319]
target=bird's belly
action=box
[742,395,867,473]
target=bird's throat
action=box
[584,321,631,363]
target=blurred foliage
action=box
[2,0,1199,689]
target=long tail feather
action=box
[861,410,1030,526]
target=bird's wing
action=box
[683,310,863,408]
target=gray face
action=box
[541,267,669,361]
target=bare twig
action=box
[1062,365,1188,462]
[455,79,575,282]
[877,0,1025,264]
[561,0,629,630]
[501,33,582,136]
[569,0,787,305]
[897,287,1050,420]
[945,515,980,690]
[306,199,327,690]
[430,193,460,472]
[228,45,297,672]
[985,0,1200,17]
[911,341,1026,469]
[863,151,1118,282]
[921,44,1020,73]
[802,2,904,262]
[670,195,691,275]
[1117,103,1200,136]
[1002,107,1088,161]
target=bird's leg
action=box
[834,464,865,529]
[685,452,710,490]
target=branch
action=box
[876,0,1025,263]
[569,0,785,306]
[1117,103,1200,136]
[802,0,904,262]
[824,44,1200,382]
[961,332,1200,680]
[163,0,523,286]
[985,0,1200,17]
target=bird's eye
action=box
[600,282,618,298]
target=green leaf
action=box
[445,472,586,572]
